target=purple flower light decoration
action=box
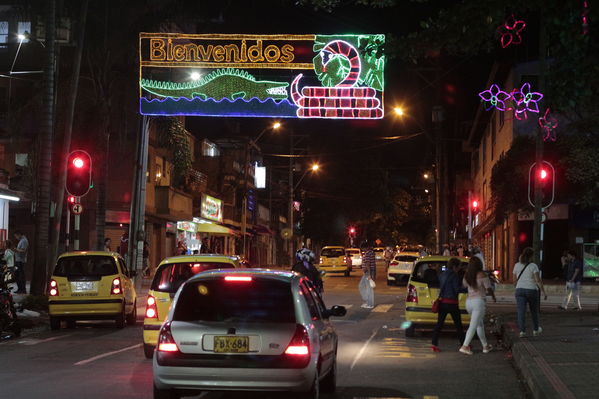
[538,108,558,141]
[511,83,543,113]
[478,84,511,111]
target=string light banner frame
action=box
[139,33,385,119]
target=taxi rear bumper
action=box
[49,298,123,316]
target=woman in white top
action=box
[459,256,496,355]
[513,247,546,338]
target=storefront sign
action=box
[177,221,197,233]
[201,194,223,222]
[139,33,385,119]
[255,164,266,189]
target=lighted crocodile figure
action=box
[140,68,289,101]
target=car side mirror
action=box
[328,305,346,318]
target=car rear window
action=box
[151,262,235,294]
[411,261,468,287]
[346,250,360,255]
[395,256,418,262]
[321,248,344,257]
[173,277,295,323]
[53,256,118,277]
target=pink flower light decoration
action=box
[511,82,544,114]
[497,15,526,48]
[478,84,511,111]
[538,108,558,141]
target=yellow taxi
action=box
[142,254,239,358]
[48,251,137,330]
[404,256,470,337]
[318,246,351,276]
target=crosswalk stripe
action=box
[372,304,393,312]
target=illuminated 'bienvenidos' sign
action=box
[139,33,385,119]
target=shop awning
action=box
[196,221,235,235]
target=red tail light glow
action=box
[284,324,310,364]
[111,278,121,295]
[49,279,59,296]
[145,295,158,319]
[406,284,418,303]
[224,276,252,282]
[157,322,179,353]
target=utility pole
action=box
[432,105,446,254]
[241,139,250,260]
[532,13,547,266]
[31,0,56,295]
[288,130,294,267]
[129,116,150,292]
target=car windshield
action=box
[395,256,418,262]
[53,256,118,277]
[151,262,235,294]
[173,277,295,323]
[321,248,345,257]
[411,260,468,287]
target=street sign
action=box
[72,203,83,215]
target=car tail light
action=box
[111,278,121,295]
[284,324,310,363]
[145,295,158,319]
[406,284,418,303]
[157,322,179,353]
[49,279,59,296]
[224,276,252,282]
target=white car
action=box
[387,252,420,285]
[153,269,346,399]
[345,248,362,267]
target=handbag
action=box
[369,278,376,288]
[431,298,440,313]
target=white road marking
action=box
[372,304,393,312]
[18,334,72,346]
[74,343,141,366]
[350,328,379,371]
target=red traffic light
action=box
[471,200,479,210]
[528,161,555,208]
[67,195,76,203]
[539,168,548,180]
[349,227,356,234]
[72,157,85,168]
[66,150,92,197]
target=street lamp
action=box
[423,172,430,180]
[242,121,282,260]
[190,71,201,80]
[393,106,405,117]
[294,163,320,190]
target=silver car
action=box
[152,269,346,399]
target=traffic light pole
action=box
[74,199,81,251]
[65,206,71,252]
[467,190,472,244]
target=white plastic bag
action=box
[369,278,376,288]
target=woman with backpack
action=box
[513,247,547,338]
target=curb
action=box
[503,321,576,399]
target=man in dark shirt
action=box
[431,257,466,352]
[560,250,584,310]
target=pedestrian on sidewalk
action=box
[292,247,323,294]
[3,239,15,286]
[359,241,376,309]
[513,247,547,338]
[104,237,112,252]
[559,249,583,311]
[471,246,486,271]
[459,256,496,355]
[560,250,569,281]
[431,257,466,352]
[13,230,29,294]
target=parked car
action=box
[318,246,351,276]
[387,252,420,285]
[48,251,137,330]
[152,269,346,399]
[143,254,239,358]
[404,256,470,337]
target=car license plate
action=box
[214,336,249,353]
[73,281,94,291]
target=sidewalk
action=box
[503,308,599,399]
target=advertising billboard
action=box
[139,33,385,119]
[201,194,223,222]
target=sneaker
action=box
[575,307,582,311]
[360,303,368,308]
[533,327,543,337]
[431,345,441,353]
[364,305,375,309]
[519,332,527,338]
[483,344,493,354]
[558,306,566,311]
[459,346,473,355]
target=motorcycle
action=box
[0,266,21,337]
